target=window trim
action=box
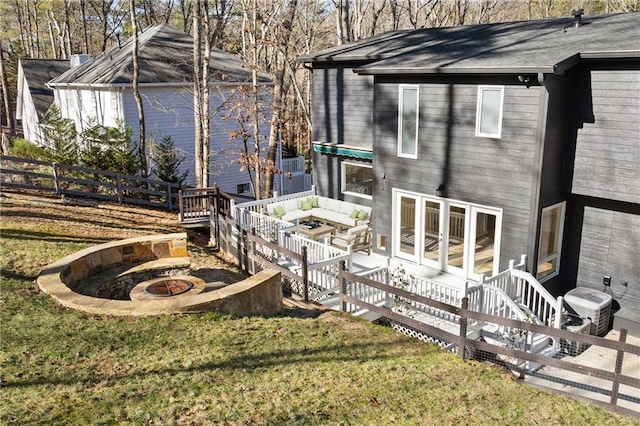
[536,201,566,282]
[397,84,419,159]
[475,85,504,138]
[341,161,373,200]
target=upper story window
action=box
[536,202,566,282]
[342,161,373,199]
[398,85,419,158]
[475,85,504,138]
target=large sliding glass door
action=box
[394,190,501,280]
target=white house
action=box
[16,58,70,144]
[46,24,273,193]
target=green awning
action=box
[312,143,373,160]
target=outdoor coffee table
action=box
[297,223,336,241]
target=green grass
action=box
[0,193,636,425]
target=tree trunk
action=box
[201,0,211,188]
[264,0,298,198]
[130,0,148,178]
[0,40,14,155]
[251,0,261,199]
[192,0,204,187]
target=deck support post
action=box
[302,246,309,302]
[459,297,469,360]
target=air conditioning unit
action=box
[564,288,612,336]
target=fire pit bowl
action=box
[130,275,205,301]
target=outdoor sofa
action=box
[265,195,372,231]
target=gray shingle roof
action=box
[298,12,640,75]
[19,59,70,119]
[49,24,271,86]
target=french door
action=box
[394,190,501,279]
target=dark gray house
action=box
[299,12,640,335]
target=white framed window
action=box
[398,85,419,158]
[475,85,504,138]
[536,202,566,282]
[342,162,373,199]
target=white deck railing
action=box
[480,255,563,328]
[235,188,316,218]
[280,156,306,175]
[341,267,391,314]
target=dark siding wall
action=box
[372,77,541,269]
[312,150,373,205]
[577,207,640,321]
[571,67,640,204]
[311,66,374,149]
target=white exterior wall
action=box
[17,82,45,145]
[55,87,123,133]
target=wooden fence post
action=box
[167,183,173,210]
[302,246,309,302]
[459,297,469,360]
[339,260,346,312]
[610,328,628,406]
[52,162,61,196]
[116,173,123,203]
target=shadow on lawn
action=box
[3,338,427,390]
[1,228,110,245]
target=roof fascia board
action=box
[354,66,558,75]
[580,51,640,59]
[48,81,274,89]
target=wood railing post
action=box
[610,328,628,406]
[250,227,257,275]
[178,190,184,220]
[459,297,469,360]
[338,260,346,312]
[302,246,309,302]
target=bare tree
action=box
[0,40,14,154]
[130,0,148,178]
[264,0,299,198]
[193,0,204,187]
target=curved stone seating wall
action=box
[37,233,282,316]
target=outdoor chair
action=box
[330,224,371,255]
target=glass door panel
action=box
[472,211,497,276]
[422,200,441,266]
[446,205,466,272]
[398,195,417,258]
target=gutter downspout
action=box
[526,72,549,273]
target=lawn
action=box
[0,192,635,425]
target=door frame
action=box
[392,188,502,280]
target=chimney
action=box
[572,8,584,28]
[70,54,90,68]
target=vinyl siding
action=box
[373,78,541,268]
[571,69,640,204]
[122,86,270,192]
[20,79,45,144]
[312,66,373,149]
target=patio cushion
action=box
[300,200,312,211]
[357,210,369,220]
[273,205,285,218]
[350,209,360,219]
[308,196,319,208]
[339,202,356,215]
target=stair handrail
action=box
[510,268,564,328]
